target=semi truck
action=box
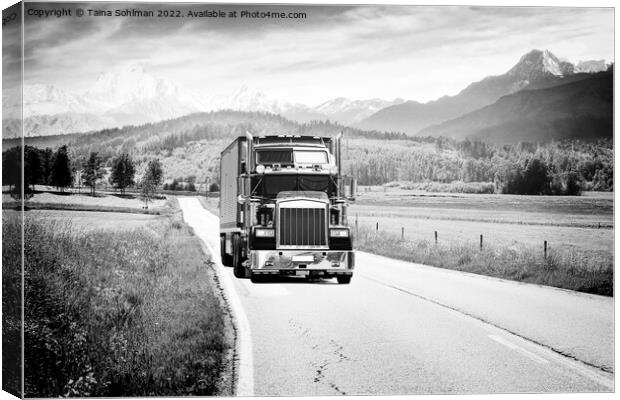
[219,132,356,284]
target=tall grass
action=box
[16,212,230,397]
[387,180,496,194]
[355,226,613,296]
[2,212,22,397]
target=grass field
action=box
[113,188,613,295]
[6,201,233,397]
[351,189,613,295]
[350,205,612,254]
[4,190,168,211]
[25,210,165,231]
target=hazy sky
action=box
[5,2,615,105]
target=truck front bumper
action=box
[247,249,354,276]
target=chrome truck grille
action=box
[278,207,327,248]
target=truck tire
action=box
[220,234,232,267]
[232,233,245,278]
[337,275,352,284]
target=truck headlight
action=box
[329,228,349,237]
[256,164,265,173]
[255,228,275,237]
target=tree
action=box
[2,146,22,198]
[145,159,163,188]
[50,145,72,192]
[522,158,549,195]
[24,146,42,192]
[82,152,104,195]
[139,178,156,209]
[109,153,135,194]
[40,148,54,186]
[139,159,164,208]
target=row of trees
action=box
[14,109,613,197]
[3,145,73,195]
[3,146,164,206]
[344,138,613,195]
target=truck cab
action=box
[219,133,355,284]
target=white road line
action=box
[488,331,614,390]
[178,198,255,396]
[488,334,549,364]
[362,274,614,390]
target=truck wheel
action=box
[337,275,352,284]
[220,234,232,267]
[232,233,245,278]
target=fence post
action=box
[544,240,548,258]
[401,227,405,241]
[480,234,483,251]
[434,231,438,245]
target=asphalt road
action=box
[178,198,614,395]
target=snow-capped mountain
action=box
[3,70,401,137]
[419,69,612,143]
[507,49,574,81]
[574,60,609,73]
[314,97,405,124]
[3,64,211,138]
[23,84,91,117]
[2,84,112,137]
[3,84,91,119]
[4,49,611,139]
[223,85,289,113]
[219,86,399,125]
[359,49,611,135]
[87,64,207,123]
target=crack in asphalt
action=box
[289,319,351,395]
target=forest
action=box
[5,110,613,196]
[345,137,612,195]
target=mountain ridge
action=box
[3,73,405,137]
[2,50,611,140]
[418,70,613,143]
[357,49,609,135]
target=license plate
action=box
[296,270,309,276]
[292,255,314,263]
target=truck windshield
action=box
[252,174,337,198]
[257,150,293,164]
[256,150,328,165]
[294,151,327,164]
